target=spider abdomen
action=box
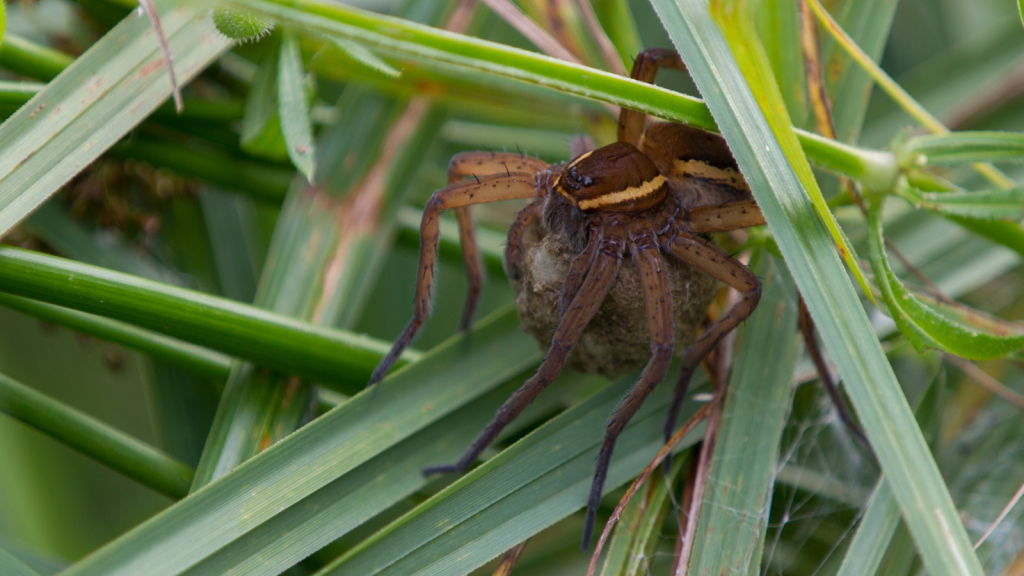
[510,211,716,378]
[554,142,668,213]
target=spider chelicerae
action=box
[370,48,852,549]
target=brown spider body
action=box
[370,48,770,550]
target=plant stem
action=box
[0,293,232,381]
[0,34,73,80]
[0,370,195,498]
[0,246,419,394]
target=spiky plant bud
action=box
[213,7,273,43]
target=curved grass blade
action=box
[59,307,540,576]
[648,0,984,573]
[835,479,901,576]
[0,34,74,81]
[278,30,316,181]
[0,246,418,393]
[868,200,1024,360]
[0,0,230,237]
[0,370,194,498]
[687,251,799,576]
[897,186,1024,222]
[317,367,709,576]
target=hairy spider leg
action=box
[368,172,539,386]
[447,152,551,329]
[582,219,675,550]
[685,200,766,233]
[660,232,762,458]
[797,298,870,448]
[504,196,546,281]
[619,48,688,147]
[558,223,601,314]
[423,221,627,475]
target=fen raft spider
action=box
[371,48,771,548]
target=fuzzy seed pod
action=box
[213,8,274,43]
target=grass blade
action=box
[59,307,538,576]
[687,252,799,575]
[647,0,984,573]
[903,131,1024,165]
[0,0,230,237]
[318,367,709,576]
[868,201,1024,359]
[0,370,194,498]
[0,293,231,381]
[0,545,40,576]
[0,246,417,393]
[278,31,316,181]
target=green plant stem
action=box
[805,0,1013,190]
[0,369,194,498]
[235,0,898,189]
[0,34,73,80]
[0,246,419,394]
[0,292,231,381]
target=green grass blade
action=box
[820,0,899,142]
[867,200,1024,359]
[317,367,709,576]
[0,293,231,381]
[0,370,194,498]
[0,545,40,576]
[0,246,417,393]
[647,0,984,574]
[897,186,1024,221]
[58,307,538,576]
[835,478,901,576]
[328,37,401,78]
[0,0,230,237]
[688,251,799,575]
[278,31,316,181]
[903,131,1024,165]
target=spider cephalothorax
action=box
[369,48,768,548]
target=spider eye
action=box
[582,176,594,186]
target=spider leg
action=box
[660,232,762,449]
[558,223,601,314]
[368,173,539,385]
[581,220,674,550]
[504,196,546,281]
[683,200,766,233]
[619,48,687,146]
[423,220,627,475]
[798,298,871,448]
[447,153,551,330]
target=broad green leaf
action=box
[59,307,541,576]
[898,186,1024,222]
[0,1,230,237]
[648,0,983,573]
[903,131,1024,165]
[318,366,709,576]
[868,200,1024,360]
[688,251,798,576]
[0,369,194,498]
[278,31,316,181]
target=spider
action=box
[370,48,850,549]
